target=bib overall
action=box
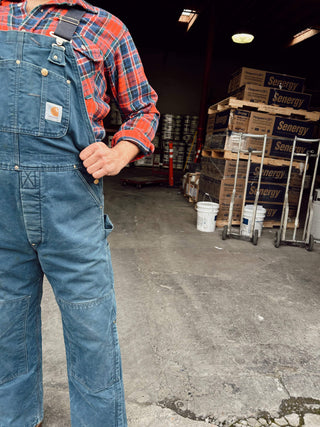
[0,29,127,426]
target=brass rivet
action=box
[41,68,49,76]
[53,55,58,60]
[16,60,21,64]
[14,165,19,170]
[94,179,99,185]
[67,80,71,84]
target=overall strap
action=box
[53,7,85,42]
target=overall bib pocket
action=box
[0,60,70,137]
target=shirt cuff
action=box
[112,129,155,162]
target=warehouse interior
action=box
[41,1,320,426]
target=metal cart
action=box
[222,132,267,245]
[274,136,320,251]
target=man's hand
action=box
[79,141,140,178]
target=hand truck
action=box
[222,132,267,245]
[274,136,320,251]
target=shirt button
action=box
[81,44,86,50]
[14,165,19,170]
[16,60,21,64]
[53,55,58,60]
[41,68,49,76]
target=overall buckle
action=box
[49,31,69,46]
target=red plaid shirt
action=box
[0,0,159,157]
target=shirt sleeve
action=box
[104,25,160,161]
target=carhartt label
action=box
[45,102,62,123]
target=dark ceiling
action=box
[94,0,320,109]
[99,0,320,59]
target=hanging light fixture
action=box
[232,32,254,44]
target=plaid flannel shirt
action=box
[0,0,159,158]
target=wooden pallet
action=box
[215,219,295,229]
[201,148,302,168]
[209,97,320,122]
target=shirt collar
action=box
[1,0,98,14]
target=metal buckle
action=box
[49,31,69,46]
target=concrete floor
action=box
[41,167,320,426]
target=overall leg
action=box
[38,169,127,427]
[0,169,44,427]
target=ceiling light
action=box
[288,26,320,47]
[232,32,254,44]
[178,9,199,31]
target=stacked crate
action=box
[201,67,320,227]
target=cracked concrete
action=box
[40,168,320,426]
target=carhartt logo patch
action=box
[45,102,63,123]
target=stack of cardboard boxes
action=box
[200,67,320,226]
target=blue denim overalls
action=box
[0,22,127,427]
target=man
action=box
[0,0,159,425]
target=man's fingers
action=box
[80,142,109,161]
[79,143,96,161]
[86,159,105,175]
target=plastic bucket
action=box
[311,200,320,240]
[240,205,266,237]
[196,201,219,232]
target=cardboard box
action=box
[200,157,302,185]
[228,67,306,94]
[206,108,250,135]
[246,111,315,159]
[199,174,300,223]
[205,109,316,160]
[205,130,317,161]
[232,84,312,110]
[247,111,314,139]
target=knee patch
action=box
[58,292,121,393]
[0,296,30,385]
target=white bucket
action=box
[240,205,266,237]
[311,200,320,240]
[196,201,219,232]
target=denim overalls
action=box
[0,27,127,426]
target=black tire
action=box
[307,234,314,252]
[222,225,228,240]
[274,230,281,248]
[252,229,259,245]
